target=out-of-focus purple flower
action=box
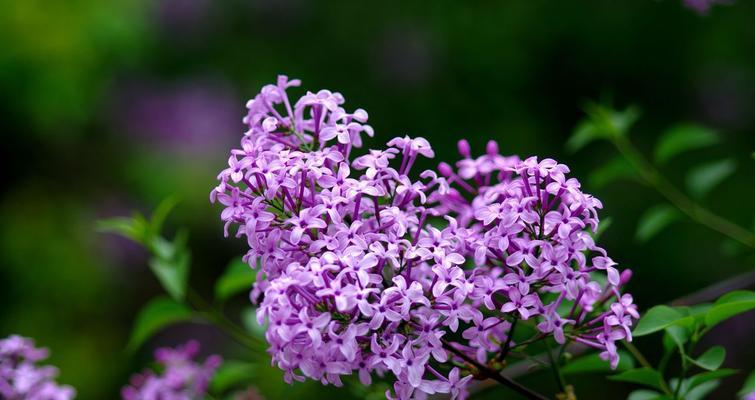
[0,335,76,400]
[111,77,240,154]
[154,0,212,36]
[211,77,638,399]
[683,0,733,14]
[121,341,221,400]
[696,68,753,130]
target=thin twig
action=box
[496,317,518,362]
[441,338,550,400]
[187,289,265,352]
[610,134,755,248]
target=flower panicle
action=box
[121,340,221,400]
[0,335,76,400]
[212,77,639,400]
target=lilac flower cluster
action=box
[0,335,75,400]
[121,341,221,400]
[212,76,638,399]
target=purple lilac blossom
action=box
[121,341,221,400]
[0,335,76,400]
[683,0,732,14]
[211,76,639,399]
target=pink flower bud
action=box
[486,140,499,156]
[438,162,453,177]
[619,269,633,286]
[457,139,471,158]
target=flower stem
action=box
[497,317,518,362]
[610,134,755,248]
[622,341,673,395]
[441,338,550,400]
[187,289,265,353]
[544,340,566,393]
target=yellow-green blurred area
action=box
[1,0,753,398]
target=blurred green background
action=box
[1,0,753,398]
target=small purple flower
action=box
[500,289,539,320]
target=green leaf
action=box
[210,360,257,393]
[737,371,755,398]
[627,391,655,400]
[663,325,689,355]
[705,290,755,328]
[562,350,634,375]
[627,390,668,400]
[96,213,148,243]
[589,156,639,189]
[684,379,720,400]
[636,204,682,243]
[148,230,190,301]
[654,124,719,164]
[567,105,640,153]
[215,258,256,302]
[686,369,737,391]
[685,158,737,199]
[567,120,609,154]
[608,367,666,391]
[688,346,725,371]
[633,305,688,337]
[148,196,180,240]
[127,297,193,350]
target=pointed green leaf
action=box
[147,230,190,301]
[608,106,641,136]
[96,214,148,243]
[627,390,668,400]
[148,196,180,240]
[567,105,640,153]
[630,390,673,400]
[149,239,191,301]
[705,290,755,328]
[737,371,755,398]
[215,258,256,302]
[685,158,736,199]
[654,124,719,163]
[633,305,688,337]
[562,350,634,375]
[684,380,720,400]
[687,346,725,371]
[636,205,682,243]
[589,157,639,189]
[686,369,737,391]
[567,120,609,154]
[210,360,257,393]
[608,368,666,391]
[127,297,193,351]
[663,325,689,355]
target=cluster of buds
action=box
[212,76,638,399]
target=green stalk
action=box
[545,340,567,393]
[187,289,265,353]
[610,134,755,248]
